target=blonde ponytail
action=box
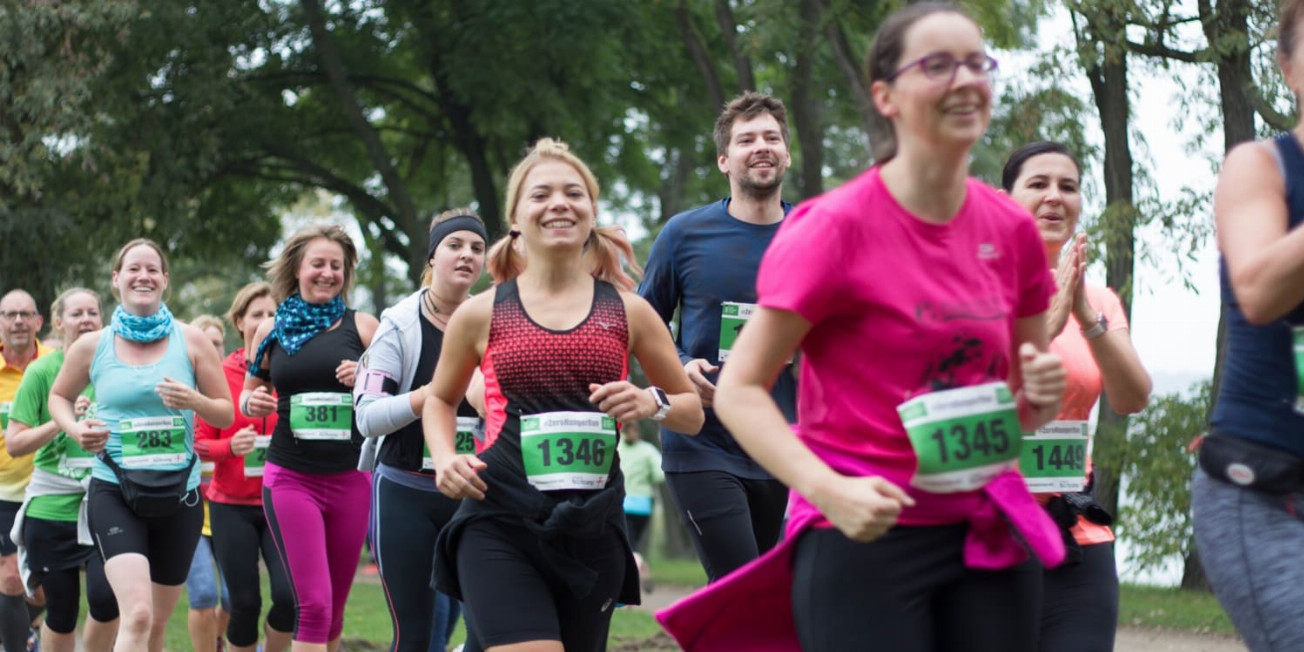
[587,226,642,292]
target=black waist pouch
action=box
[1198,435,1304,495]
[98,452,197,518]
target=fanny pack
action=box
[98,451,197,518]
[1198,435,1304,495]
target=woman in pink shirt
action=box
[701,3,1068,651]
[1003,141,1151,652]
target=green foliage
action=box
[1117,381,1211,574]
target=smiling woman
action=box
[421,138,702,651]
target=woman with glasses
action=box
[660,4,1068,651]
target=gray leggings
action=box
[1192,468,1304,652]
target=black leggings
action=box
[456,519,626,651]
[42,557,118,634]
[665,470,788,581]
[792,524,1042,652]
[371,474,461,652]
[1039,541,1118,652]
[208,501,294,647]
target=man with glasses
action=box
[638,92,797,582]
[0,290,49,652]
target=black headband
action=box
[427,215,489,259]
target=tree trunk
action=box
[676,0,726,111]
[1077,4,1135,520]
[819,0,875,148]
[713,0,755,92]
[789,0,825,199]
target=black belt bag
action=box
[1198,435,1304,495]
[98,451,197,518]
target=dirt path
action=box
[634,584,1247,651]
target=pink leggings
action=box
[263,463,371,644]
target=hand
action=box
[243,386,276,418]
[435,454,489,500]
[69,419,109,453]
[156,377,201,411]
[811,475,915,543]
[336,359,358,388]
[1047,237,1083,337]
[73,396,91,418]
[588,382,656,422]
[229,426,258,457]
[1066,235,1096,327]
[1019,342,1065,419]
[683,359,719,408]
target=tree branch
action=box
[676,0,725,110]
[714,0,755,92]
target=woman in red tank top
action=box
[421,138,703,651]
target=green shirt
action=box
[8,350,96,522]
[617,438,665,500]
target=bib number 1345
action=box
[898,382,1023,493]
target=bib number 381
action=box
[520,411,616,491]
[289,393,353,441]
[898,382,1022,493]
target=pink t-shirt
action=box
[758,167,1052,491]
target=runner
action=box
[1194,1,1304,647]
[242,225,378,652]
[195,285,292,652]
[661,5,1068,650]
[423,138,702,651]
[49,238,234,652]
[617,428,664,590]
[1002,141,1152,651]
[0,289,50,652]
[186,314,231,652]
[6,288,118,652]
[638,91,795,582]
[354,208,487,652]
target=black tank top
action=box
[265,310,366,474]
[478,279,629,494]
[379,315,480,473]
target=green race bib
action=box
[1294,326,1304,415]
[520,411,616,491]
[0,402,9,432]
[1019,420,1088,492]
[119,416,188,468]
[718,302,755,363]
[244,435,272,477]
[422,417,480,471]
[289,393,353,441]
[58,401,97,472]
[898,381,1022,493]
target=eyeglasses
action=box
[886,53,998,84]
[0,311,38,321]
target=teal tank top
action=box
[89,326,200,490]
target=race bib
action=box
[1019,420,1089,492]
[0,402,9,432]
[119,416,188,468]
[289,393,353,441]
[897,382,1022,493]
[520,411,616,491]
[718,302,755,363]
[59,401,97,472]
[1294,326,1304,415]
[201,461,216,479]
[244,435,272,477]
[422,417,480,471]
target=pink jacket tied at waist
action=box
[656,442,1065,651]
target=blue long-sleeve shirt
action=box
[638,198,797,478]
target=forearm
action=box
[48,395,78,435]
[422,395,459,466]
[5,421,61,457]
[193,397,234,429]
[715,383,835,498]
[1226,226,1304,323]
[1089,330,1151,414]
[660,391,703,434]
[1017,389,1060,432]
[194,436,234,462]
[355,392,419,438]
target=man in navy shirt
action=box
[638,92,797,581]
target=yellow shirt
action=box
[0,341,52,503]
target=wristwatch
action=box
[648,387,671,422]
[1081,313,1109,340]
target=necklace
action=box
[422,289,463,326]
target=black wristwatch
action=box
[648,387,671,422]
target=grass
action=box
[1118,583,1237,634]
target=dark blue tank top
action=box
[1211,133,1304,456]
